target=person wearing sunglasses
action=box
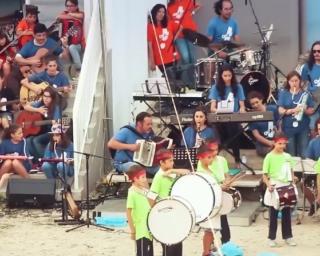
[301,41,320,131]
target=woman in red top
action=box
[148,4,179,74]
[57,0,85,74]
[167,0,199,65]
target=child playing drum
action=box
[196,142,231,256]
[149,149,189,256]
[262,135,297,247]
[126,164,154,256]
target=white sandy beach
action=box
[0,205,319,256]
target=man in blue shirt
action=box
[107,112,158,175]
[15,23,69,70]
[207,0,240,59]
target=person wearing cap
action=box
[16,5,39,49]
[196,142,231,256]
[262,135,297,247]
[41,123,73,181]
[149,148,189,256]
[126,164,154,256]
[0,124,31,180]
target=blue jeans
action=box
[113,161,158,176]
[69,44,82,70]
[309,111,320,130]
[42,162,74,179]
[286,131,310,157]
[27,133,50,160]
[175,39,196,87]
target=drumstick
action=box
[0,155,33,160]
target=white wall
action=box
[105,0,166,133]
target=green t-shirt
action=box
[197,155,228,184]
[126,187,152,240]
[263,151,295,183]
[315,158,320,174]
[150,169,176,198]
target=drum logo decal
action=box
[248,76,259,86]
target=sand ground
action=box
[0,203,320,256]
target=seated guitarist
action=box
[14,23,69,72]
[21,55,72,107]
[41,123,74,183]
[23,87,61,160]
[107,112,159,176]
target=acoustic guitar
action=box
[64,185,81,220]
[20,82,68,104]
[15,111,71,137]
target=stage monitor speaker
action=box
[6,178,56,208]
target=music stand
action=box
[65,150,113,232]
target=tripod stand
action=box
[66,150,113,232]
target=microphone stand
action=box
[65,150,114,232]
[246,0,285,98]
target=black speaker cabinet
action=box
[6,178,56,208]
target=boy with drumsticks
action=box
[126,164,154,256]
[196,142,231,256]
[262,135,297,247]
[149,149,189,256]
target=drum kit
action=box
[182,28,271,104]
[147,172,242,245]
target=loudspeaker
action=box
[6,178,56,208]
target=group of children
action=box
[126,133,320,255]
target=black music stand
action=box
[65,150,113,232]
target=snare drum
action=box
[147,197,196,245]
[170,172,222,223]
[274,184,298,210]
[195,58,224,88]
[240,50,262,69]
[219,189,242,215]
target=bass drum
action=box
[240,71,270,108]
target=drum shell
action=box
[147,196,196,245]
[195,59,223,89]
[170,172,222,223]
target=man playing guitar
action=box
[14,23,69,73]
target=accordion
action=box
[133,139,173,167]
[172,148,198,169]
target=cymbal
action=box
[182,28,211,48]
[253,29,276,34]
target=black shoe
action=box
[308,204,315,216]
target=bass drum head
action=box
[240,71,270,108]
[147,197,195,245]
[171,172,222,223]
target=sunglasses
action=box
[313,50,320,54]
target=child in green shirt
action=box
[126,164,153,256]
[262,135,297,248]
[150,149,189,256]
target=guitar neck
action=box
[0,100,20,107]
